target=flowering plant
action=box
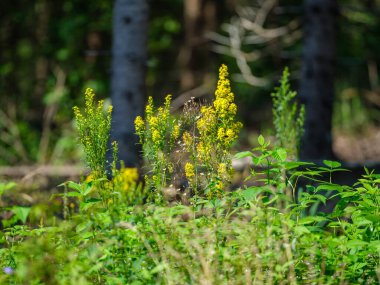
[135,64,242,199]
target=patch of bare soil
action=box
[333,126,380,163]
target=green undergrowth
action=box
[0,66,379,284]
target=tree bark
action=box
[299,0,338,160]
[179,0,217,91]
[110,0,148,168]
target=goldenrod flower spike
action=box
[185,162,195,179]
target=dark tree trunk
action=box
[109,0,148,168]
[299,0,338,160]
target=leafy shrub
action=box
[73,87,113,180]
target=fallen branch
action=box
[0,165,88,180]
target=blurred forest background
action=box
[1,0,380,173]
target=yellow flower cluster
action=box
[196,141,211,163]
[134,94,181,191]
[217,163,227,176]
[135,95,179,149]
[152,129,161,145]
[134,116,145,134]
[185,162,195,179]
[217,126,241,146]
[213,65,237,118]
[145,96,154,119]
[114,167,139,191]
[196,65,242,161]
[172,124,180,140]
[85,88,95,115]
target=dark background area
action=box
[0,0,380,168]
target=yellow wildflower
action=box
[226,129,235,139]
[185,162,195,179]
[172,124,180,139]
[114,167,139,191]
[228,103,237,115]
[145,96,154,119]
[164,94,172,108]
[134,116,145,133]
[217,128,225,141]
[152,130,161,145]
[217,163,227,176]
[216,180,224,192]
[85,173,94,183]
[149,116,159,128]
[73,106,83,120]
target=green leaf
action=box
[83,184,94,196]
[258,135,265,146]
[241,187,261,200]
[84,198,102,204]
[294,226,310,235]
[240,187,272,201]
[67,181,82,192]
[316,184,343,192]
[284,161,312,171]
[323,160,341,169]
[66,191,81,197]
[313,194,327,205]
[275,148,287,162]
[0,182,16,196]
[11,206,31,224]
[234,151,253,159]
[369,240,380,250]
[298,216,329,225]
[340,192,357,198]
[76,221,91,233]
[364,214,380,223]
[347,240,368,249]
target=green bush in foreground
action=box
[0,66,379,284]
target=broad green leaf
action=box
[323,160,341,169]
[11,206,31,224]
[240,187,267,200]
